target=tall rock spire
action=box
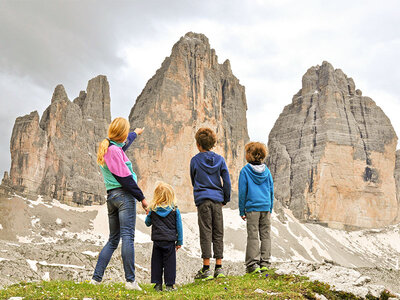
[128,32,249,211]
[8,75,110,205]
[268,61,398,229]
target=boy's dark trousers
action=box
[151,240,176,285]
[197,199,224,259]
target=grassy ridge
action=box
[0,270,392,299]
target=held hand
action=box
[241,215,246,221]
[176,245,181,252]
[134,127,145,135]
[141,199,149,214]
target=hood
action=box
[244,163,269,185]
[154,206,174,217]
[194,151,224,174]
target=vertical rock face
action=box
[128,32,249,211]
[395,150,400,222]
[268,61,398,229]
[8,75,111,205]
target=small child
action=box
[190,127,231,280]
[145,182,183,291]
[238,142,274,274]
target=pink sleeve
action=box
[104,146,132,177]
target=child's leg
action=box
[197,200,213,261]
[259,211,271,267]
[151,241,163,284]
[162,241,176,286]
[211,201,224,261]
[245,211,261,268]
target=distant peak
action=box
[51,84,68,103]
[301,61,356,96]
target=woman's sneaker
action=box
[194,268,214,280]
[89,279,101,285]
[246,264,261,274]
[125,280,142,291]
[214,267,226,278]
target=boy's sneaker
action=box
[154,283,162,292]
[194,268,214,280]
[89,279,101,285]
[165,285,177,291]
[246,264,261,274]
[260,263,271,272]
[214,267,226,278]
[125,280,142,291]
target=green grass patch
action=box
[0,269,390,299]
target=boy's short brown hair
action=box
[245,142,267,163]
[195,127,217,151]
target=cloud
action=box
[0,0,399,176]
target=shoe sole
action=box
[195,275,214,281]
[246,267,261,274]
[260,267,269,272]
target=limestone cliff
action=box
[128,32,249,211]
[8,76,110,205]
[395,150,400,222]
[268,61,398,229]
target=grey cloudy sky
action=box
[1,0,399,176]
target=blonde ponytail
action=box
[97,138,110,166]
[97,117,130,166]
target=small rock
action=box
[254,288,265,294]
[315,294,328,300]
[354,276,371,287]
[8,298,24,300]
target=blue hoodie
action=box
[190,151,231,206]
[145,206,183,246]
[238,163,274,216]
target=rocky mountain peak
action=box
[81,75,111,122]
[6,76,110,205]
[268,61,398,229]
[128,32,249,211]
[51,84,69,103]
[300,61,357,97]
[170,32,218,69]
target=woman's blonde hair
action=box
[97,117,130,166]
[149,182,176,211]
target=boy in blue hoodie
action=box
[145,182,183,291]
[239,142,274,274]
[190,127,231,280]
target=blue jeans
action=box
[93,188,137,282]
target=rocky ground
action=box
[0,193,399,298]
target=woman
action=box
[91,117,148,290]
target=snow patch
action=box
[135,263,149,272]
[26,259,38,272]
[42,272,50,281]
[0,224,3,230]
[0,257,8,262]
[82,251,98,257]
[17,236,33,243]
[27,195,52,208]
[56,218,62,225]
[31,217,40,227]
[38,261,85,269]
